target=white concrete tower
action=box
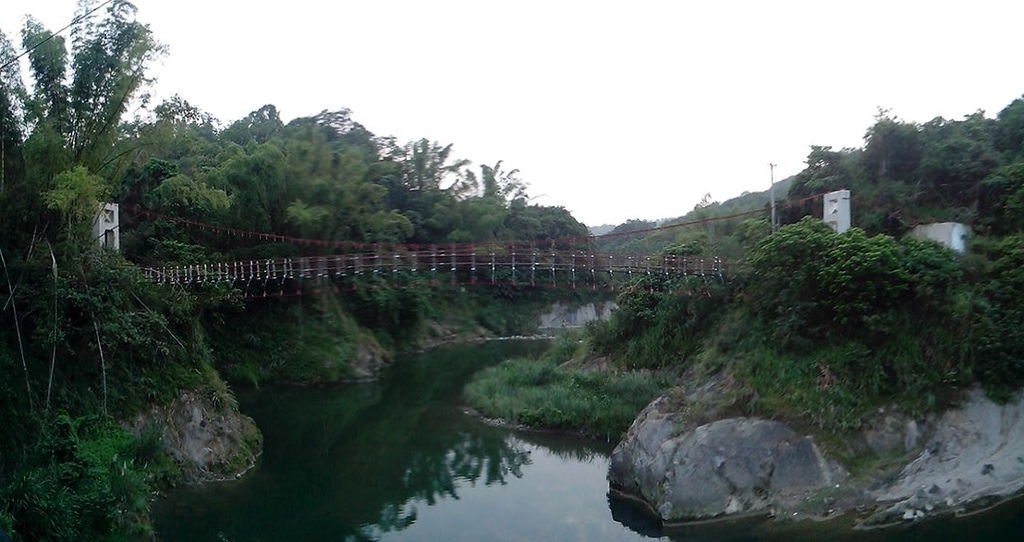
[823,190,851,233]
[93,203,120,251]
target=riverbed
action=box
[153,340,1024,541]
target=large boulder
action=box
[610,395,843,522]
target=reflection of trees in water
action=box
[175,341,569,541]
[355,431,534,540]
[513,429,612,463]
[316,342,547,537]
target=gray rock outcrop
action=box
[537,301,616,329]
[868,388,1024,523]
[346,335,392,380]
[610,394,844,522]
[128,389,262,483]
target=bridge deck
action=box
[144,250,735,291]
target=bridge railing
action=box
[142,249,736,296]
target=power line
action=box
[0,0,114,72]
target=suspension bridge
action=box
[141,248,733,297]
[124,190,836,297]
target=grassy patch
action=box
[464,356,666,440]
[0,417,177,541]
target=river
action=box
[153,340,1024,541]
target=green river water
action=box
[153,340,1024,541]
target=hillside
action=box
[594,175,794,256]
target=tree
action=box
[478,160,527,204]
[0,30,26,195]
[222,104,283,145]
[42,166,109,248]
[995,96,1024,158]
[399,139,470,192]
[863,110,922,183]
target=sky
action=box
[4,1,1024,226]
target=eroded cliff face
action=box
[537,301,617,330]
[866,388,1024,524]
[128,389,262,483]
[609,385,1024,527]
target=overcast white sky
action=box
[4,1,1024,226]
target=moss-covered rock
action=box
[127,388,262,483]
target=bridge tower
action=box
[823,190,850,234]
[93,203,120,251]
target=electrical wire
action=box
[0,0,115,72]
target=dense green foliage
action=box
[464,337,667,439]
[783,107,1024,235]
[584,217,1024,433]
[0,417,177,541]
[4,0,1024,537]
[0,3,590,540]
[578,102,1024,435]
[733,220,976,429]
[588,276,728,369]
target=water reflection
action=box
[155,341,559,541]
[153,340,1024,542]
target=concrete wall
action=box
[909,222,970,254]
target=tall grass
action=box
[464,357,666,440]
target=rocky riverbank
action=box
[609,381,1024,528]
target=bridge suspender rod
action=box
[530,245,536,287]
[550,248,556,287]
[571,251,576,289]
[431,245,437,280]
[470,247,477,285]
[590,253,596,290]
[511,250,517,286]
[450,244,456,286]
[490,251,496,285]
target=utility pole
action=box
[768,163,777,232]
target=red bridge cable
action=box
[123,192,826,253]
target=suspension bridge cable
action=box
[124,191,829,252]
[0,0,115,72]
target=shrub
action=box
[0,416,162,541]
[747,217,962,347]
[591,275,727,369]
